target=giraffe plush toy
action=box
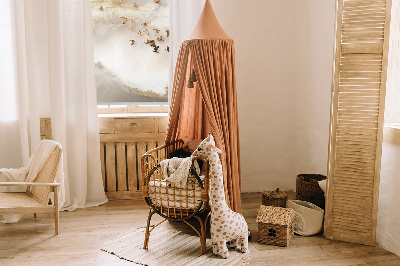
[192,133,248,258]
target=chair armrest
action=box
[0,182,61,187]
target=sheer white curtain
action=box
[0,0,107,211]
[0,1,24,169]
[169,0,204,104]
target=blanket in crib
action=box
[159,157,199,188]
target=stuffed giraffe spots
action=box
[192,133,248,258]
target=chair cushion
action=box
[0,192,42,207]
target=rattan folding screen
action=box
[325,0,392,245]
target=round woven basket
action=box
[287,200,324,236]
[295,174,326,210]
[262,188,287,208]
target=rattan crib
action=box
[141,140,210,254]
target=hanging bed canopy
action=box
[166,0,242,212]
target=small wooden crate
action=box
[256,205,296,247]
[262,188,287,207]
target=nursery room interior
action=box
[1,0,400,265]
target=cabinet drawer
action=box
[114,118,155,133]
[99,117,114,134]
[157,117,168,133]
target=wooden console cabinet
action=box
[99,115,168,200]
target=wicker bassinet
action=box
[141,140,210,254]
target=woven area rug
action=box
[102,226,250,265]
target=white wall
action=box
[212,0,297,192]
[212,0,335,192]
[377,142,400,256]
[294,1,335,178]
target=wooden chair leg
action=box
[34,213,37,218]
[144,209,155,249]
[54,186,59,235]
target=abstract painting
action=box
[91,0,169,103]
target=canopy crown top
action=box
[187,0,231,40]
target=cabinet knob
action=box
[129,122,138,127]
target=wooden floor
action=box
[1,193,399,266]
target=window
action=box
[91,0,169,105]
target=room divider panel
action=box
[325,0,392,245]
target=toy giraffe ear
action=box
[210,144,222,154]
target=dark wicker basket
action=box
[262,188,287,208]
[296,174,326,209]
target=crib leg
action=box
[144,209,155,249]
[194,214,208,255]
[199,218,207,255]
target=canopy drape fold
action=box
[166,39,241,212]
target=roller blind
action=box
[325,0,392,245]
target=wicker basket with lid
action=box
[256,205,296,247]
[262,188,287,208]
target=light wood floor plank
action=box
[0,192,398,265]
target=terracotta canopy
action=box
[166,0,242,212]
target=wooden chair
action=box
[0,145,62,234]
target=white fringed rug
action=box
[102,227,250,265]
